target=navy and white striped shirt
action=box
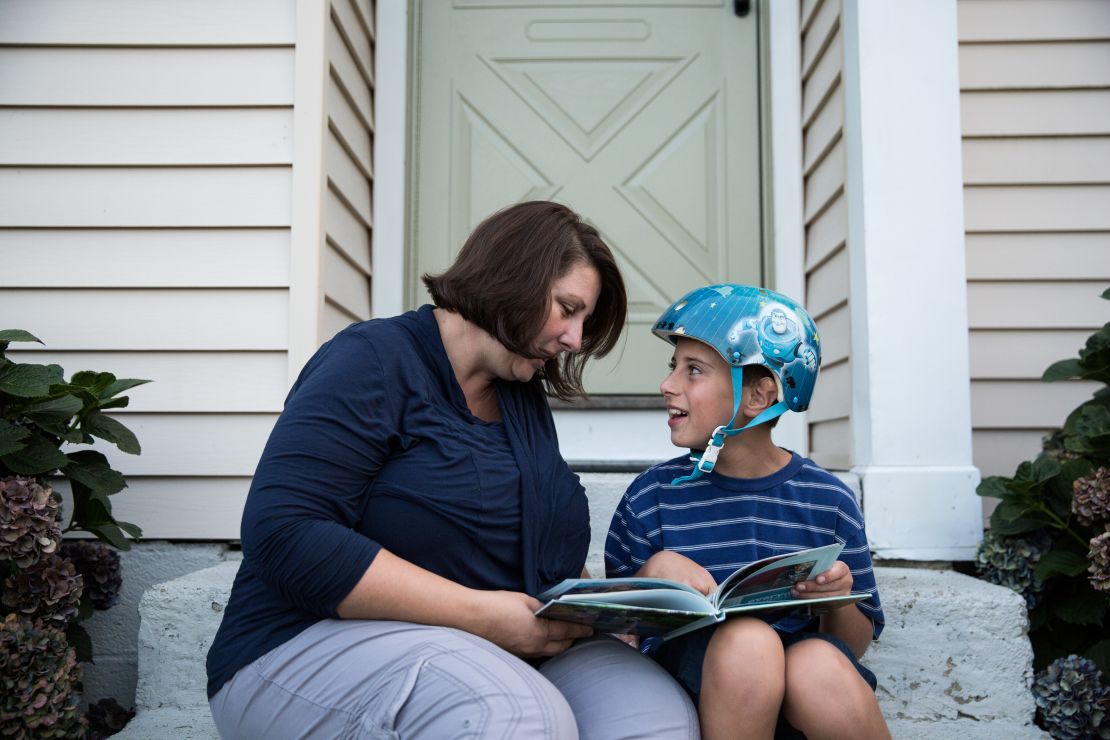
[605,452,884,637]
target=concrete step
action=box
[117,561,1046,739]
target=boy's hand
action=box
[637,551,716,596]
[792,559,853,599]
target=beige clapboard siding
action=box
[0,0,295,45]
[0,1,301,541]
[0,229,290,287]
[817,302,851,367]
[970,329,1095,378]
[966,233,1110,280]
[83,414,278,477]
[974,429,1055,478]
[324,243,371,321]
[965,185,1110,232]
[0,168,292,227]
[972,379,1102,428]
[0,289,289,350]
[968,282,1110,329]
[5,351,288,413]
[801,0,850,466]
[961,90,1110,137]
[322,298,361,343]
[959,0,1110,41]
[319,0,375,338]
[0,48,294,107]
[960,42,1110,90]
[963,138,1110,185]
[92,478,251,540]
[805,360,850,423]
[809,418,851,472]
[959,0,1110,493]
[0,109,293,166]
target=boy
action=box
[605,284,889,740]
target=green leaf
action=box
[1085,637,1110,676]
[1033,550,1090,581]
[116,520,143,540]
[0,418,30,457]
[65,622,93,664]
[1054,590,1108,625]
[69,371,116,394]
[0,330,43,344]
[84,412,141,455]
[989,513,1049,536]
[22,395,83,425]
[1042,358,1083,382]
[0,433,68,475]
[0,362,57,397]
[64,453,127,496]
[96,396,130,412]
[976,476,1010,500]
[84,521,132,551]
[100,378,150,400]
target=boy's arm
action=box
[793,560,875,658]
[636,550,716,596]
[819,602,875,658]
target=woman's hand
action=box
[637,551,716,596]
[792,559,853,599]
[468,591,593,658]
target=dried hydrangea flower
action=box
[1089,531,1110,594]
[0,614,87,738]
[1032,654,1109,739]
[2,553,83,628]
[1073,467,1110,528]
[61,540,122,610]
[975,529,1052,609]
[0,476,61,569]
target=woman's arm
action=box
[336,549,592,657]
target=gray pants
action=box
[210,620,699,739]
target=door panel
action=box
[412,1,761,393]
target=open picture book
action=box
[534,542,868,640]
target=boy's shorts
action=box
[651,623,877,739]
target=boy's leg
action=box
[780,635,890,740]
[699,618,785,740]
[209,619,578,740]
[539,635,700,740]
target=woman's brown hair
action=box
[423,201,627,400]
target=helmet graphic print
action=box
[653,284,821,483]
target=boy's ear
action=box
[743,376,779,414]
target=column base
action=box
[853,465,983,560]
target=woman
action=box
[206,202,699,739]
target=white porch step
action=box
[117,561,1046,739]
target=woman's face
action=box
[506,261,601,383]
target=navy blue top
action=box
[206,306,591,698]
[606,453,884,637]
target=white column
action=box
[841,0,982,560]
[766,0,808,457]
[372,1,410,320]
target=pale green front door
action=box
[410,1,762,394]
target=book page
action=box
[537,577,706,602]
[554,588,714,614]
[535,600,718,637]
[713,543,844,610]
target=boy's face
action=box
[660,338,736,450]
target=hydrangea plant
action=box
[975,289,1110,736]
[1,330,147,736]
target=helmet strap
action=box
[670,366,789,485]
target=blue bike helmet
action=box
[653,284,821,483]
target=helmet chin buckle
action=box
[694,426,729,474]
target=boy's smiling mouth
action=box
[667,406,688,428]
